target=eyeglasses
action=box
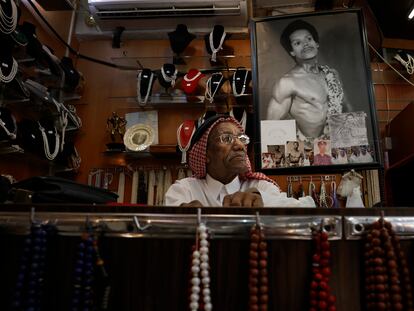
[216,133,250,145]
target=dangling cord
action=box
[287,178,293,198]
[331,181,339,208]
[94,233,111,310]
[298,177,305,198]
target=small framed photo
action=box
[251,9,382,173]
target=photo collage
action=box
[260,112,375,169]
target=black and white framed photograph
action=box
[250,9,381,173]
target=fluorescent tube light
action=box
[409,7,414,19]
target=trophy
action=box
[106,112,127,151]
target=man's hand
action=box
[180,200,203,207]
[222,189,263,207]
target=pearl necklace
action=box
[160,65,178,87]
[190,223,212,311]
[0,0,17,34]
[177,121,195,164]
[136,70,154,106]
[0,110,16,140]
[51,98,68,151]
[232,69,249,97]
[0,57,17,83]
[184,71,202,83]
[205,73,223,103]
[209,29,226,62]
[229,109,247,132]
[38,121,60,160]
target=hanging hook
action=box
[380,210,385,226]
[30,206,36,224]
[133,216,151,231]
[197,208,202,226]
[255,211,261,229]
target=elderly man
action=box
[165,115,314,207]
[267,19,349,139]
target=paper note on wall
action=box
[260,120,296,153]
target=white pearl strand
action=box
[232,69,249,97]
[136,70,154,106]
[176,122,195,164]
[160,66,178,87]
[0,113,16,140]
[205,73,223,103]
[209,30,226,63]
[0,0,17,34]
[190,223,212,311]
[38,122,60,160]
[0,57,18,83]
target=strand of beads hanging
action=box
[71,231,96,311]
[364,218,414,311]
[249,224,269,311]
[189,223,212,311]
[93,234,111,310]
[309,228,336,311]
[12,223,49,310]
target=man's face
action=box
[289,29,319,61]
[318,142,326,153]
[206,122,248,177]
[293,142,299,150]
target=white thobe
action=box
[165,174,315,207]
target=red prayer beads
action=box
[308,228,336,311]
[249,224,268,311]
[363,219,413,311]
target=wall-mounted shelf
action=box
[109,93,253,109]
[104,144,179,159]
[110,54,252,71]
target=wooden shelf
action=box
[103,144,179,158]
[109,93,252,109]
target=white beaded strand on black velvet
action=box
[190,222,212,311]
[0,0,17,34]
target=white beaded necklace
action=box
[184,71,202,84]
[176,121,195,164]
[229,109,247,132]
[0,112,16,140]
[190,222,212,311]
[136,70,154,106]
[231,69,249,97]
[38,121,60,160]
[0,0,17,35]
[205,73,223,103]
[0,57,17,83]
[160,65,177,87]
[209,29,226,62]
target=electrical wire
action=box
[368,42,414,87]
[26,0,137,70]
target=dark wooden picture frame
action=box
[250,9,382,174]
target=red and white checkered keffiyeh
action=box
[188,116,280,189]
